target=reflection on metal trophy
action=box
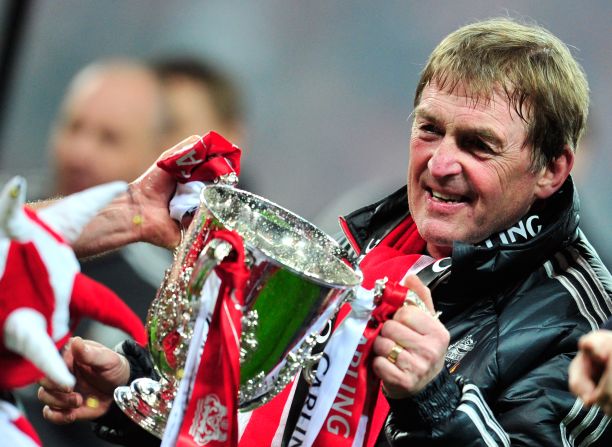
[114,184,362,438]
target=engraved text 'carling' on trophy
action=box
[114,184,362,438]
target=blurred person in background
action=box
[152,56,245,151]
[151,56,254,193]
[50,59,167,197]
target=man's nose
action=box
[427,138,462,177]
[62,131,99,163]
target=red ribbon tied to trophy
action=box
[177,229,250,447]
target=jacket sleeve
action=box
[384,368,513,446]
[384,357,611,446]
[91,339,162,446]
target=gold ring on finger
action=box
[386,343,404,364]
[85,396,100,408]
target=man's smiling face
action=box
[408,82,549,258]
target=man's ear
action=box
[535,144,574,199]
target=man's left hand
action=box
[372,275,450,399]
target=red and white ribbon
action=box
[290,285,376,446]
[172,230,249,447]
[157,131,242,222]
[161,271,222,447]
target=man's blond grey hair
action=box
[414,17,590,171]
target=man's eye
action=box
[65,119,82,134]
[463,137,492,153]
[475,140,493,153]
[420,124,439,134]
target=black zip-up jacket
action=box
[339,177,612,446]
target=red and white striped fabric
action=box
[0,400,42,447]
[0,177,146,391]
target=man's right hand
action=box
[72,135,202,258]
[38,337,130,424]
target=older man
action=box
[39,18,611,446]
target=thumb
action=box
[401,274,436,314]
[569,352,597,402]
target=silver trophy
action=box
[114,184,361,438]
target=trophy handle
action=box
[187,238,233,307]
[302,352,324,385]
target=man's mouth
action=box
[429,188,469,204]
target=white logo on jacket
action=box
[482,215,542,248]
[445,334,475,368]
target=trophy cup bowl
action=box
[115,184,361,438]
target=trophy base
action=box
[114,378,171,439]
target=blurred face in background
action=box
[160,75,242,149]
[51,64,164,195]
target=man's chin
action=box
[420,233,454,257]
[419,224,456,245]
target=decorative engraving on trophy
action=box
[238,333,320,408]
[240,310,259,362]
[373,277,388,305]
[303,352,325,386]
[239,371,267,406]
[147,266,195,376]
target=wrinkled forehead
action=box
[417,77,532,124]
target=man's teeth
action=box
[432,191,462,203]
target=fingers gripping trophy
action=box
[113,132,363,446]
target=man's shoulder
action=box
[499,235,611,334]
[544,234,612,303]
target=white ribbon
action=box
[292,285,376,447]
[161,273,221,447]
[169,181,205,221]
